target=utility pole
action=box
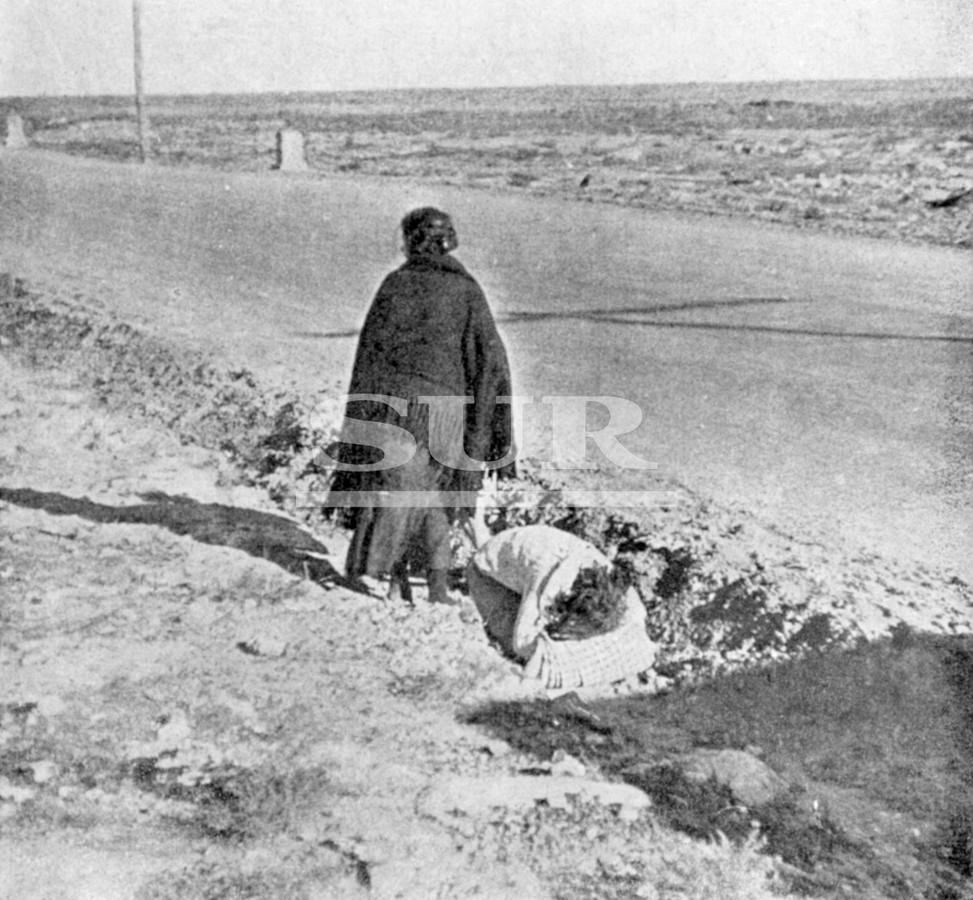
[132,0,150,162]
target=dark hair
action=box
[545,560,635,641]
[401,207,458,257]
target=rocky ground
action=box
[300,124,973,249]
[0,288,790,900]
[3,277,973,898]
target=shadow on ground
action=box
[0,487,339,584]
[297,296,973,345]
[463,632,973,899]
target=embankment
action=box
[3,273,972,687]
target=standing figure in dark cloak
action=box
[327,207,515,604]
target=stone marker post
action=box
[275,129,309,172]
[4,113,28,149]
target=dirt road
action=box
[1,149,970,577]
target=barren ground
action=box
[2,275,973,899]
[8,78,973,249]
[0,301,789,900]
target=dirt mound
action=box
[0,275,279,462]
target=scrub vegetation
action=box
[6,77,973,248]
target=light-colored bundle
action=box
[523,586,657,689]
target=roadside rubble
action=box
[1,348,797,898]
[3,280,973,896]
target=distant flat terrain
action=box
[1,148,971,578]
[7,77,973,248]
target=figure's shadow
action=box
[0,487,339,584]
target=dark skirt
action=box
[339,400,467,579]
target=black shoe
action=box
[388,562,413,604]
[345,574,383,598]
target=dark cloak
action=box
[327,251,515,574]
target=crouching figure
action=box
[467,521,657,690]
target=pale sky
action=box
[2,0,972,97]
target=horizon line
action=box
[3,73,972,103]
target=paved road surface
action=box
[1,150,970,578]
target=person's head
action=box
[401,207,458,258]
[545,559,636,641]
